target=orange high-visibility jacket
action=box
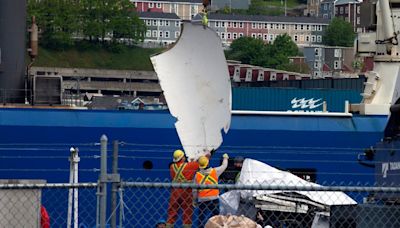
[195,168,219,198]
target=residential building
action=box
[304,0,322,17]
[211,0,250,11]
[320,0,336,20]
[205,14,329,47]
[132,0,203,20]
[227,61,310,83]
[139,12,181,47]
[334,0,362,32]
[303,45,356,78]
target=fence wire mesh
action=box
[0,183,98,228]
[0,181,399,227]
[119,181,400,228]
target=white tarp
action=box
[220,159,356,214]
[151,22,231,159]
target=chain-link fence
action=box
[0,180,400,227]
[118,181,400,228]
[0,182,98,228]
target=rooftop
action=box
[335,0,361,5]
[205,13,331,24]
[132,0,202,3]
[138,11,181,20]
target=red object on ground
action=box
[41,206,50,228]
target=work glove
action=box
[223,153,229,159]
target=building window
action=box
[357,6,360,14]
[334,60,341,69]
[264,23,269,29]
[335,7,338,14]
[149,2,154,8]
[357,17,360,24]
[251,33,256,38]
[215,21,220,27]
[258,23,262,29]
[269,34,274,41]
[281,24,285,30]
[175,31,180,38]
[334,49,342,57]
[228,22,232,28]
[324,4,327,10]
[227,33,231,39]
[270,72,277,81]
[311,35,316,42]
[175,21,180,27]
[221,32,225,39]
[340,6,343,14]
[314,71,321,78]
[283,74,289,80]
[294,24,298,30]
[239,22,244,28]
[165,31,170,38]
[300,24,304,30]
[157,3,162,8]
[233,33,237,39]
[317,35,322,42]
[146,20,151,26]
[276,24,281,30]
[345,6,348,14]
[263,34,268,40]
[152,30,157,37]
[146,30,151,37]
[239,33,244,37]
[159,20,164,26]
[233,22,237,28]
[252,23,256,29]
[306,25,310,30]
[271,24,275,30]
[220,22,224,27]
[258,33,262,39]
[153,20,157,26]
[165,21,170,26]
[159,31,163,37]
[294,35,298,42]
[306,35,310,42]
[314,61,320,69]
[315,48,320,56]
[258,72,264,81]
[318,25,322,31]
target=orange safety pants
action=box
[167,188,193,225]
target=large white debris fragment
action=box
[151,22,231,159]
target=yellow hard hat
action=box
[198,156,209,168]
[173,150,185,162]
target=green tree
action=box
[110,0,146,43]
[28,0,80,50]
[323,18,356,47]
[227,37,268,66]
[227,34,301,72]
[28,0,145,50]
[266,34,299,69]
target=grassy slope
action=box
[32,46,164,71]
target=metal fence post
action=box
[99,135,108,228]
[111,140,119,228]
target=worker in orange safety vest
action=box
[166,150,199,228]
[193,153,228,228]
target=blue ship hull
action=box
[0,108,388,184]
